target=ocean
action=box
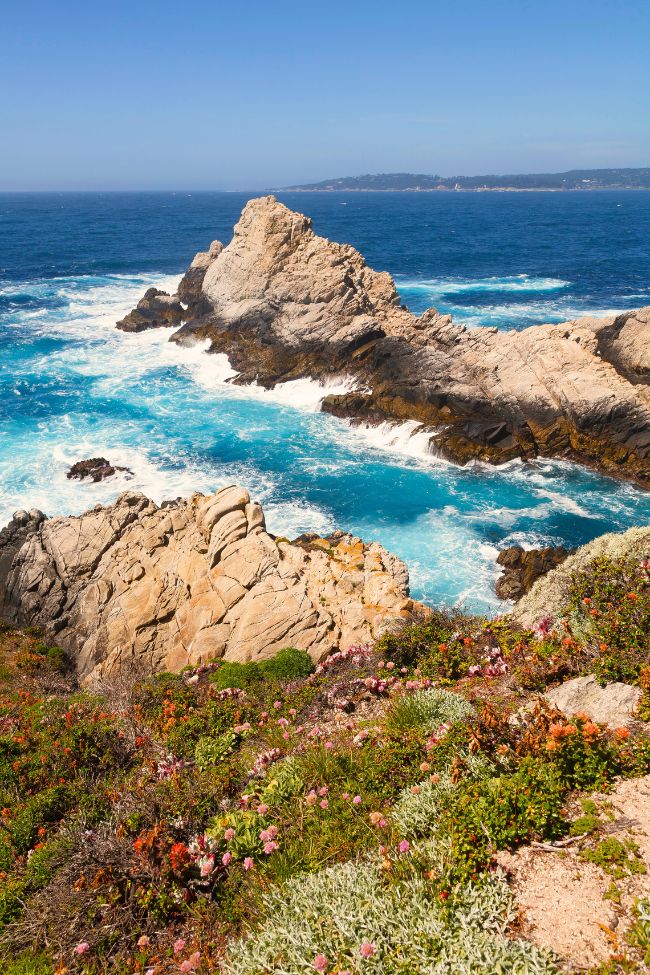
[2,190,650,613]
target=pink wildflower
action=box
[398,840,410,854]
[352,795,362,805]
[173,938,187,954]
[74,942,90,956]
[224,828,235,841]
[263,840,279,854]
[360,942,376,958]
[324,741,334,750]
[342,792,350,800]
[222,851,232,866]
[137,934,151,948]
[257,803,269,815]
[320,799,329,809]
[243,856,254,871]
[313,955,328,972]
[199,855,215,877]
[273,700,282,709]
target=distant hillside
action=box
[280,168,650,192]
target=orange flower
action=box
[582,722,600,739]
[626,592,638,600]
[615,727,630,740]
[549,723,566,739]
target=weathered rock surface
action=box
[512,525,650,629]
[0,510,46,616]
[114,195,650,483]
[0,488,417,681]
[544,675,642,728]
[116,287,185,333]
[177,240,223,312]
[495,544,573,601]
[67,458,134,483]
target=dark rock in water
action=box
[116,288,184,333]
[495,545,574,601]
[67,458,133,482]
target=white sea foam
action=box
[396,274,571,295]
[328,418,449,464]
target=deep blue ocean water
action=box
[2,190,650,612]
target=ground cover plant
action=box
[0,553,648,973]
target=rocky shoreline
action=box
[117,195,650,485]
[0,488,419,681]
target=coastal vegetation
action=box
[0,553,648,974]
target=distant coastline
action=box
[278,168,650,193]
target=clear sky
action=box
[1,0,649,190]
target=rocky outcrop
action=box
[67,458,133,483]
[116,288,185,333]
[177,240,223,312]
[0,510,46,616]
[511,525,650,630]
[495,545,573,601]
[116,196,650,483]
[544,675,642,728]
[0,488,417,681]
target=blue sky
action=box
[1,0,649,190]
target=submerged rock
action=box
[0,488,418,680]
[116,287,184,333]
[67,458,134,482]
[495,545,573,601]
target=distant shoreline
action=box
[278,186,650,193]
[278,168,650,194]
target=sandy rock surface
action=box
[0,488,416,680]
[499,775,650,971]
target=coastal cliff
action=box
[119,196,650,484]
[0,488,416,681]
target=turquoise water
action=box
[2,192,650,612]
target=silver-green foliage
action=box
[386,688,474,735]
[392,752,494,839]
[225,859,559,975]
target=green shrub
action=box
[195,731,238,770]
[375,609,473,671]
[262,647,314,681]
[211,648,314,691]
[9,786,73,854]
[581,836,647,879]
[566,556,650,684]
[385,687,474,736]
[0,952,53,974]
[628,895,650,965]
